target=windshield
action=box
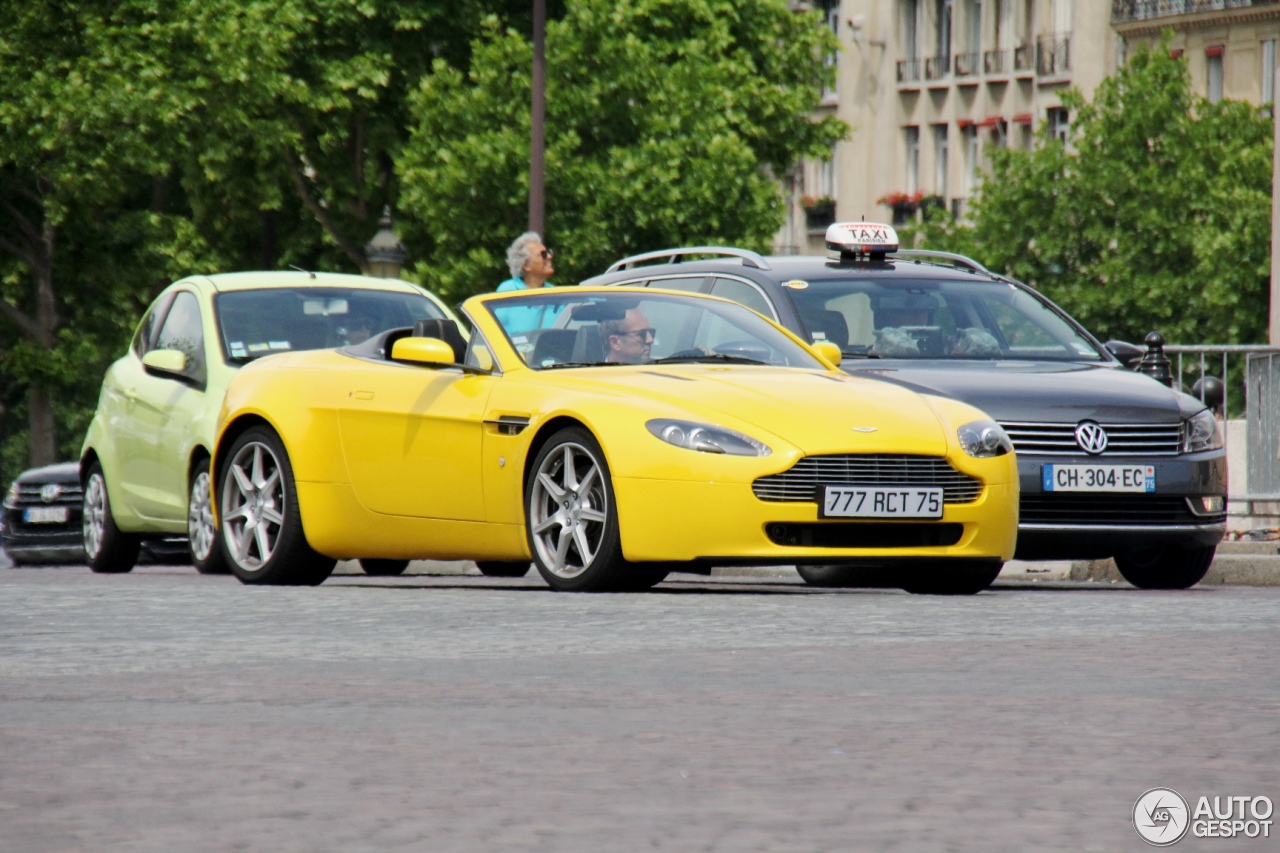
[215,287,446,362]
[790,277,1105,362]
[487,291,825,371]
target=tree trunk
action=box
[27,218,58,467]
[27,384,56,467]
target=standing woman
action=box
[496,232,558,335]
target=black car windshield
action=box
[215,287,446,362]
[789,277,1105,362]
[486,291,824,370]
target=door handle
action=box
[123,387,140,402]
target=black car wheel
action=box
[82,463,140,574]
[1114,545,1214,590]
[525,427,661,592]
[476,561,531,577]
[900,560,1003,595]
[218,426,335,586]
[360,558,409,576]
[189,464,229,575]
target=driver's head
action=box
[345,314,374,344]
[602,308,655,364]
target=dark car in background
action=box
[581,223,1227,590]
[3,462,190,567]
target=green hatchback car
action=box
[79,271,458,574]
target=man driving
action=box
[600,308,655,364]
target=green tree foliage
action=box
[904,41,1273,346]
[398,0,848,301]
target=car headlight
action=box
[1182,409,1223,454]
[957,420,1013,458]
[646,419,772,457]
[3,481,18,508]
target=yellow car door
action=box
[338,361,494,520]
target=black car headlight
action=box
[1182,409,1223,454]
[957,420,1013,458]
[646,419,772,457]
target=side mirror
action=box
[1104,340,1144,369]
[392,337,455,366]
[141,349,187,377]
[811,340,843,368]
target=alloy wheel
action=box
[220,441,286,570]
[83,473,106,558]
[188,470,216,563]
[529,442,608,579]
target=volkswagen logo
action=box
[1075,421,1109,455]
[40,483,61,503]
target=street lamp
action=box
[364,206,407,278]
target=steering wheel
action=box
[665,348,709,359]
[713,340,773,361]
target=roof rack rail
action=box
[605,246,772,274]
[889,249,992,276]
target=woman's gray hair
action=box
[506,231,543,279]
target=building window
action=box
[905,127,921,193]
[933,125,949,197]
[818,0,840,101]
[935,0,953,65]
[1206,46,1224,104]
[1047,107,1070,144]
[904,0,920,59]
[1263,40,1276,105]
[819,145,837,199]
[963,125,980,194]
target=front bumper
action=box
[613,478,1017,564]
[1013,451,1227,559]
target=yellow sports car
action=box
[212,287,1019,593]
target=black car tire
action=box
[360,558,409,576]
[83,463,141,574]
[525,427,638,592]
[475,561,531,577]
[217,426,335,586]
[900,560,1003,595]
[189,463,229,575]
[797,565,899,588]
[1114,545,1214,590]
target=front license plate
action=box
[1042,464,1155,493]
[821,486,944,519]
[24,506,68,524]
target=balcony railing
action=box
[897,58,922,83]
[984,49,1009,73]
[1013,44,1034,72]
[1037,35,1071,76]
[954,52,980,77]
[925,55,951,81]
[1112,0,1278,23]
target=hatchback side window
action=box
[646,276,707,293]
[153,291,207,385]
[132,294,175,357]
[709,278,776,320]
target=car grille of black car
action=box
[1020,495,1219,525]
[9,483,83,507]
[999,422,1182,456]
[752,455,983,504]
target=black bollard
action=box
[1137,331,1173,387]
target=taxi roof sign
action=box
[825,222,899,259]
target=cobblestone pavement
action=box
[2,563,1278,852]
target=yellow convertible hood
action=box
[535,366,949,455]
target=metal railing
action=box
[1112,0,1277,23]
[954,52,980,77]
[984,49,1009,73]
[897,58,921,83]
[1037,35,1071,76]
[925,55,950,81]
[1013,44,1035,72]
[1168,344,1280,514]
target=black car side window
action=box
[153,291,207,386]
[709,278,776,320]
[645,276,707,293]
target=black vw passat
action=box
[582,225,1226,589]
[1,463,85,564]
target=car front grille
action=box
[9,483,84,507]
[1019,495,1216,526]
[1000,422,1181,457]
[753,455,983,504]
[765,522,964,549]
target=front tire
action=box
[476,561,531,578]
[189,465,229,575]
[1115,545,1214,590]
[525,427,638,592]
[360,558,409,576]
[218,426,335,586]
[797,564,898,588]
[83,463,140,574]
[900,560,1003,595]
